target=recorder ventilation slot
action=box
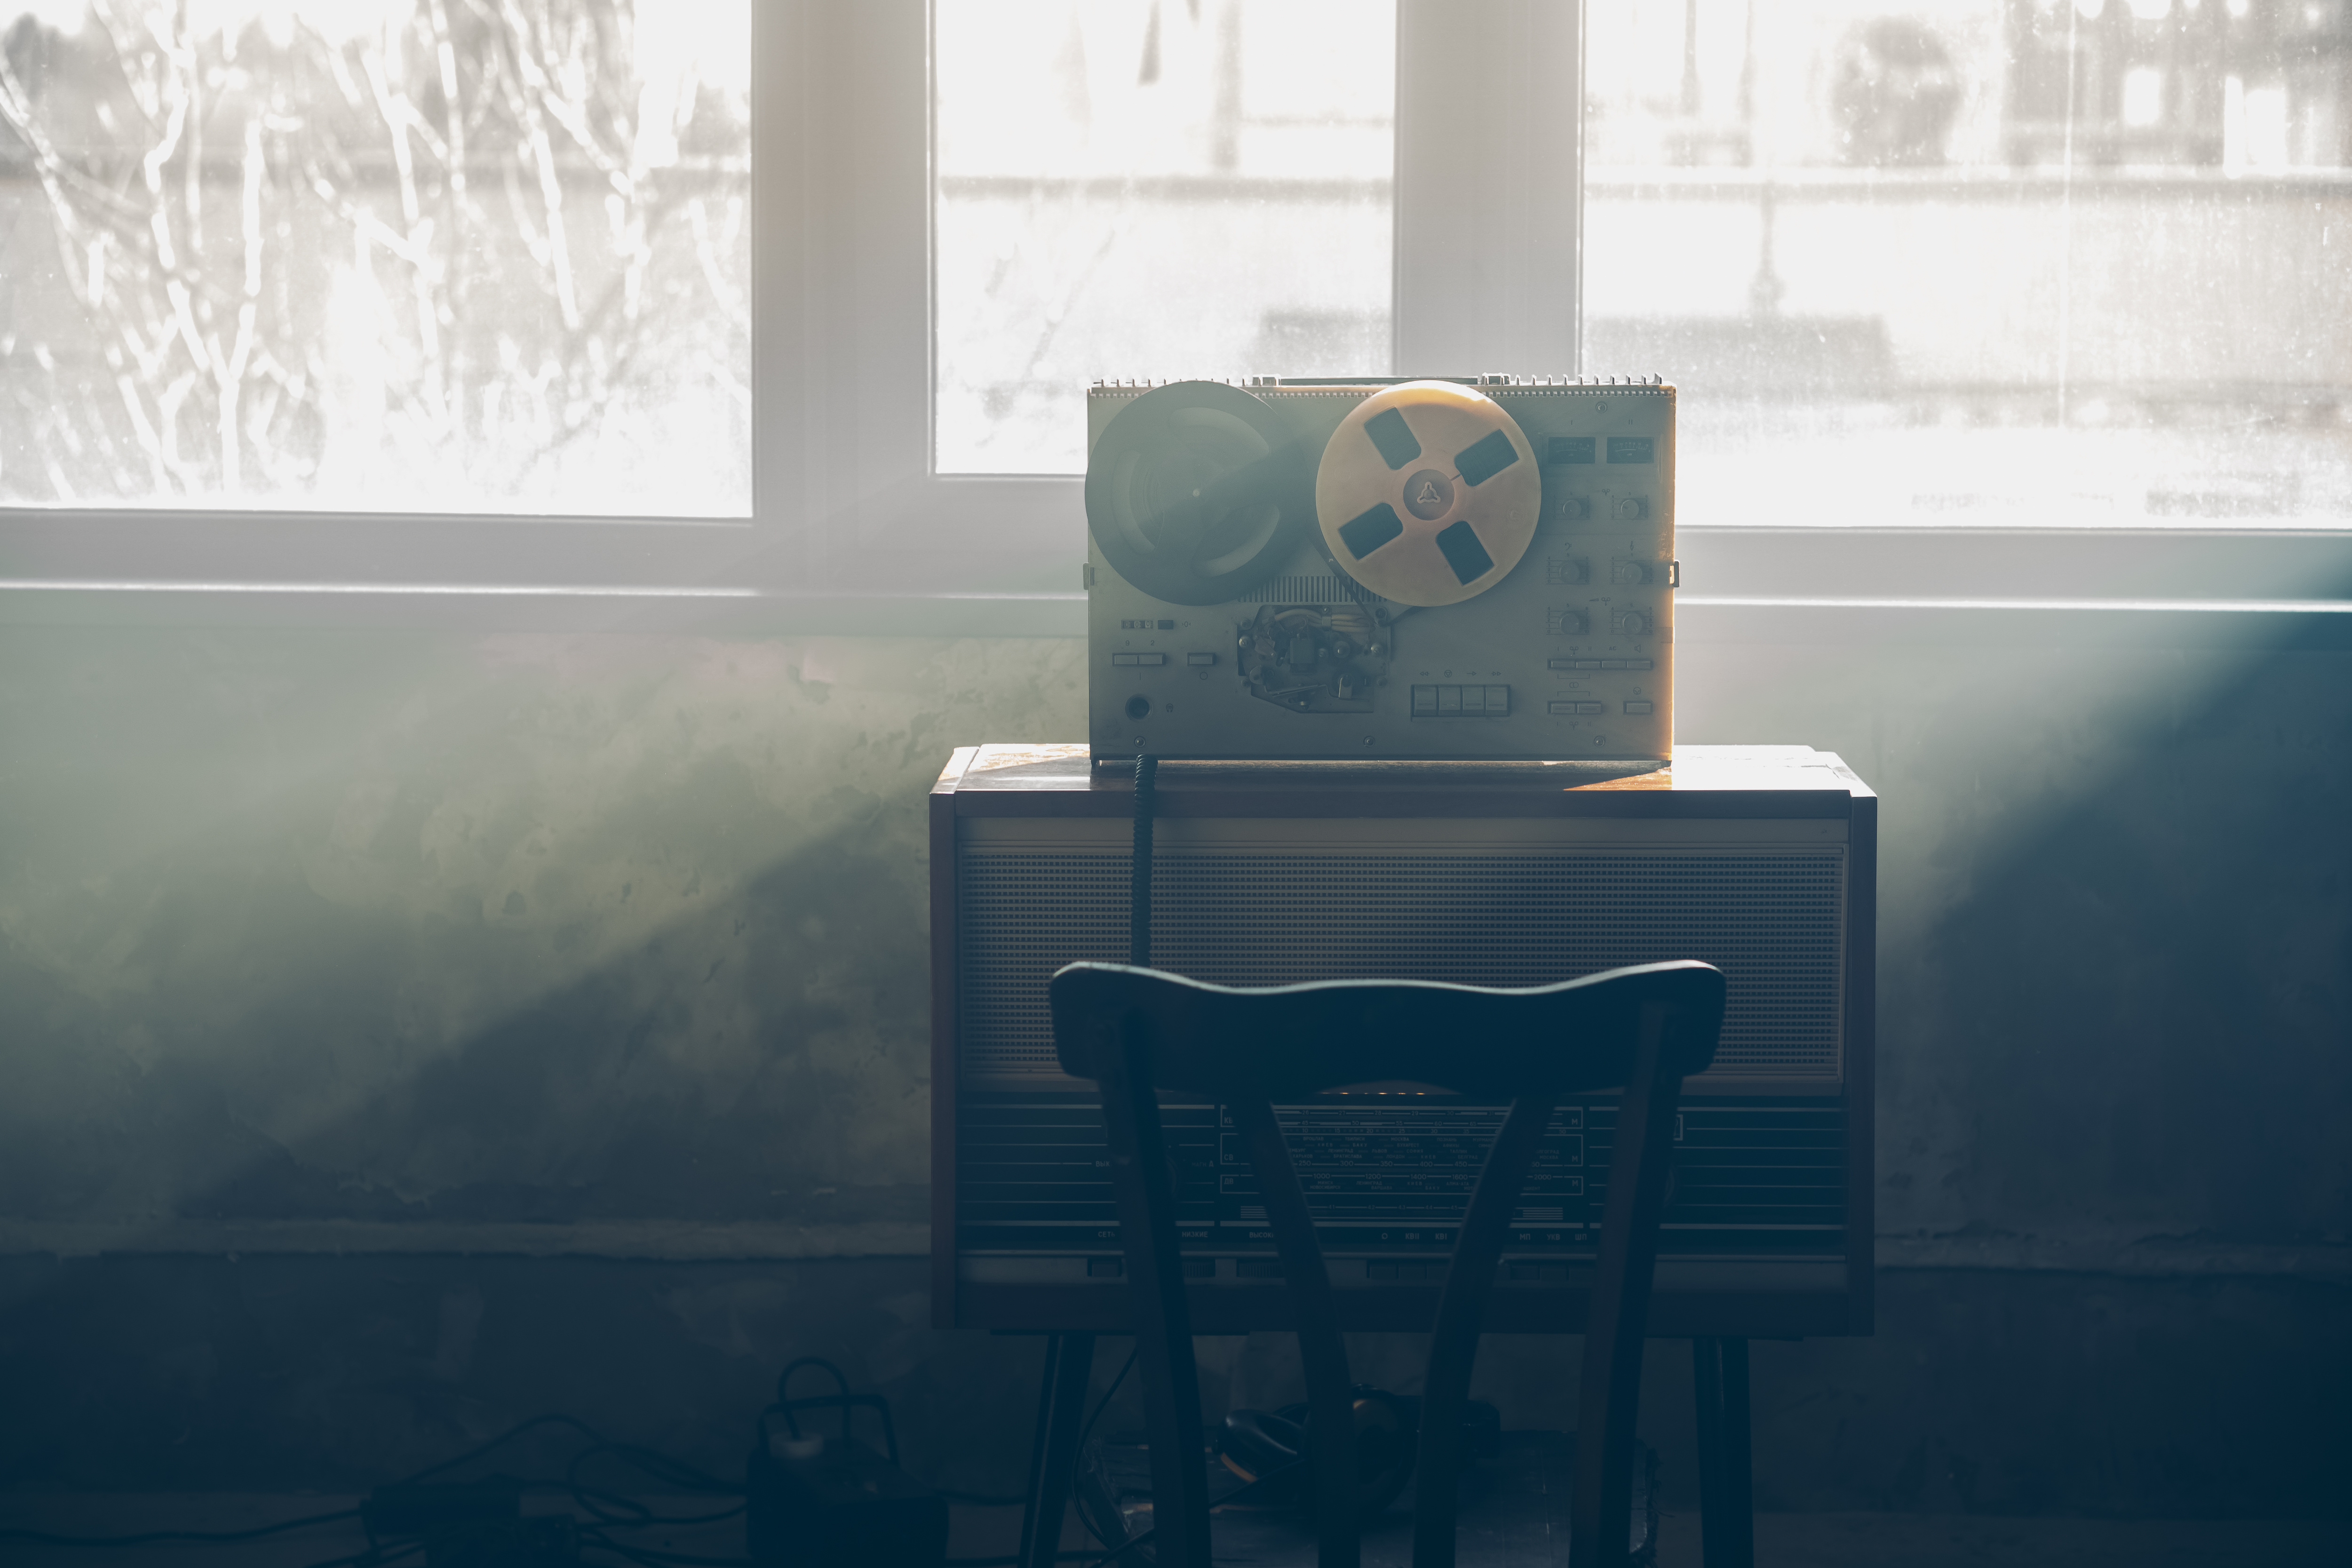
[1240,575,1389,606]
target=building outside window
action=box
[1581,0,2352,532]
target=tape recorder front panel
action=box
[1085,375,1676,763]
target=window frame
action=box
[0,0,2346,636]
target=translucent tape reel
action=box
[1315,381,1540,607]
[1086,381,1314,606]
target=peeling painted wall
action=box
[0,616,2345,1514]
[0,629,1084,1242]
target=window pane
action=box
[0,0,749,515]
[934,0,1394,475]
[1583,0,2352,529]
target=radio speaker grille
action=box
[958,847,1843,1080]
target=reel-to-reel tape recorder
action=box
[1084,374,1676,762]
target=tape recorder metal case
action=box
[1085,374,1676,762]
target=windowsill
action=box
[3,510,2348,638]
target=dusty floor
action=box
[0,1494,2344,1567]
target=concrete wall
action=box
[0,611,2346,1515]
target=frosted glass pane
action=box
[0,0,749,514]
[1583,0,2352,529]
[935,0,1395,475]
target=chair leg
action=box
[1692,1337,1754,1568]
[1692,1339,1724,1560]
[1020,1331,1097,1568]
[1016,1338,1056,1568]
[1720,1339,1755,1567]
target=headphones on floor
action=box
[1072,1384,1505,1559]
[1217,1388,1501,1520]
[1218,1386,1415,1518]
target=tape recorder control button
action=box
[1186,652,1217,666]
[1549,701,1605,716]
[1411,685,1510,717]
[1548,658,1655,671]
[1112,653,1168,667]
[1624,701,1655,716]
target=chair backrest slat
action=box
[1051,960,1725,1568]
[1095,1027,1212,1568]
[1230,1098,1358,1568]
[1408,1090,1558,1568]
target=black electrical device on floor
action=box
[746,1358,950,1567]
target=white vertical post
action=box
[1393,0,1586,378]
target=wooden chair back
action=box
[1049,959,1726,1568]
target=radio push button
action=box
[1111,653,1167,666]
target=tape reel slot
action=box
[1085,380,1315,606]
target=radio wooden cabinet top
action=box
[929,743,1876,1339]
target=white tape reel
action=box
[1315,380,1541,607]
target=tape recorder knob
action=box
[1614,609,1653,636]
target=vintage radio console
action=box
[930,744,1877,1339]
[1086,376,1676,764]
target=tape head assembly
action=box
[1084,379,1315,605]
[1316,380,1541,607]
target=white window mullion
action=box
[1392,0,1585,377]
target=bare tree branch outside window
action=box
[0,0,749,513]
